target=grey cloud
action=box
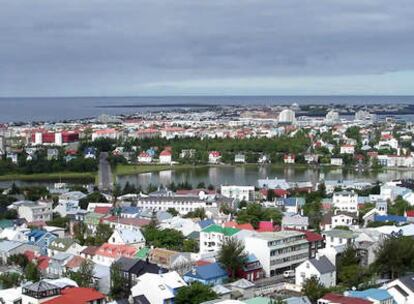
[0,0,414,96]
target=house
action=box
[330,158,343,166]
[93,243,137,266]
[108,228,146,249]
[282,214,309,230]
[183,262,228,286]
[159,149,172,164]
[42,287,106,304]
[0,240,40,264]
[199,224,240,254]
[209,151,221,164]
[340,144,355,154]
[234,153,246,163]
[305,154,319,164]
[28,230,58,256]
[180,149,196,159]
[332,191,359,214]
[244,230,309,277]
[6,152,18,164]
[47,252,73,278]
[47,148,59,160]
[0,226,30,242]
[138,151,153,163]
[116,256,166,291]
[284,154,296,164]
[384,274,414,304]
[318,293,373,304]
[221,185,255,201]
[237,254,264,282]
[47,237,84,257]
[321,211,358,231]
[277,197,306,214]
[346,288,395,304]
[149,248,192,272]
[130,271,187,304]
[295,254,336,287]
[18,201,53,223]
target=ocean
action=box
[0,95,414,123]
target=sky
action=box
[1,0,414,97]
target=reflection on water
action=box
[117,165,414,189]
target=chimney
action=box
[315,252,320,260]
[192,267,197,275]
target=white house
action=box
[284,154,296,164]
[108,228,146,249]
[137,152,152,163]
[199,224,240,255]
[295,255,336,288]
[332,191,358,214]
[130,271,187,304]
[321,211,358,231]
[234,153,246,163]
[340,144,355,154]
[209,151,221,164]
[220,185,255,202]
[282,214,309,231]
[159,150,172,164]
[330,158,343,166]
[18,201,53,223]
[384,274,414,304]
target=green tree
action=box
[69,260,94,288]
[0,273,21,288]
[8,254,29,268]
[237,203,282,228]
[167,208,179,216]
[302,276,326,304]
[175,282,218,304]
[388,196,413,216]
[25,262,40,282]
[93,223,113,246]
[110,262,128,299]
[183,208,207,220]
[218,238,247,280]
[373,235,414,279]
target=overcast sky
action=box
[1,0,414,97]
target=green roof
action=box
[49,238,76,251]
[323,229,357,239]
[245,297,273,304]
[0,220,13,229]
[202,224,240,236]
[135,247,150,260]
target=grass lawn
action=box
[115,163,208,176]
[0,171,97,182]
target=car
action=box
[283,270,295,278]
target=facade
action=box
[18,201,53,223]
[332,191,358,214]
[199,224,240,254]
[295,255,336,287]
[340,145,355,154]
[108,228,146,249]
[138,152,152,163]
[159,150,172,164]
[221,185,255,201]
[244,230,309,277]
[330,158,343,166]
[209,151,221,164]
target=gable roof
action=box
[184,262,228,281]
[42,287,105,304]
[321,293,373,304]
[202,224,239,236]
[308,256,335,274]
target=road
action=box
[98,152,113,192]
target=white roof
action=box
[115,228,145,244]
[131,271,187,304]
[0,287,22,302]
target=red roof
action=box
[94,206,111,215]
[160,150,172,156]
[256,221,276,232]
[223,221,254,231]
[209,151,221,157]
[139,152,151,157]
[103,216,150,227]
[195,260,212,266]
[321,293,373,304]
[406,210,414,217]
[37,256,50,271]
[43,287,105,304]
[96,243,137,259]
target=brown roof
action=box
[65,256,85,269]
[80,246,99,257]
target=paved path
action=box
[98,152,113,192]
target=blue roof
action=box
[246,254,259,263]
[184,262,228,281]
[28,229,47,240]
[198,219,215,229]
[121,206,141,214]
[282,197,305,207]
[348,288,393,301]
[374,215,407,223]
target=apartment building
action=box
[244,230,309,277]
[18,201,53,223]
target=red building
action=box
[236,254,264,281]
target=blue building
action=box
[183,262,228,286]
